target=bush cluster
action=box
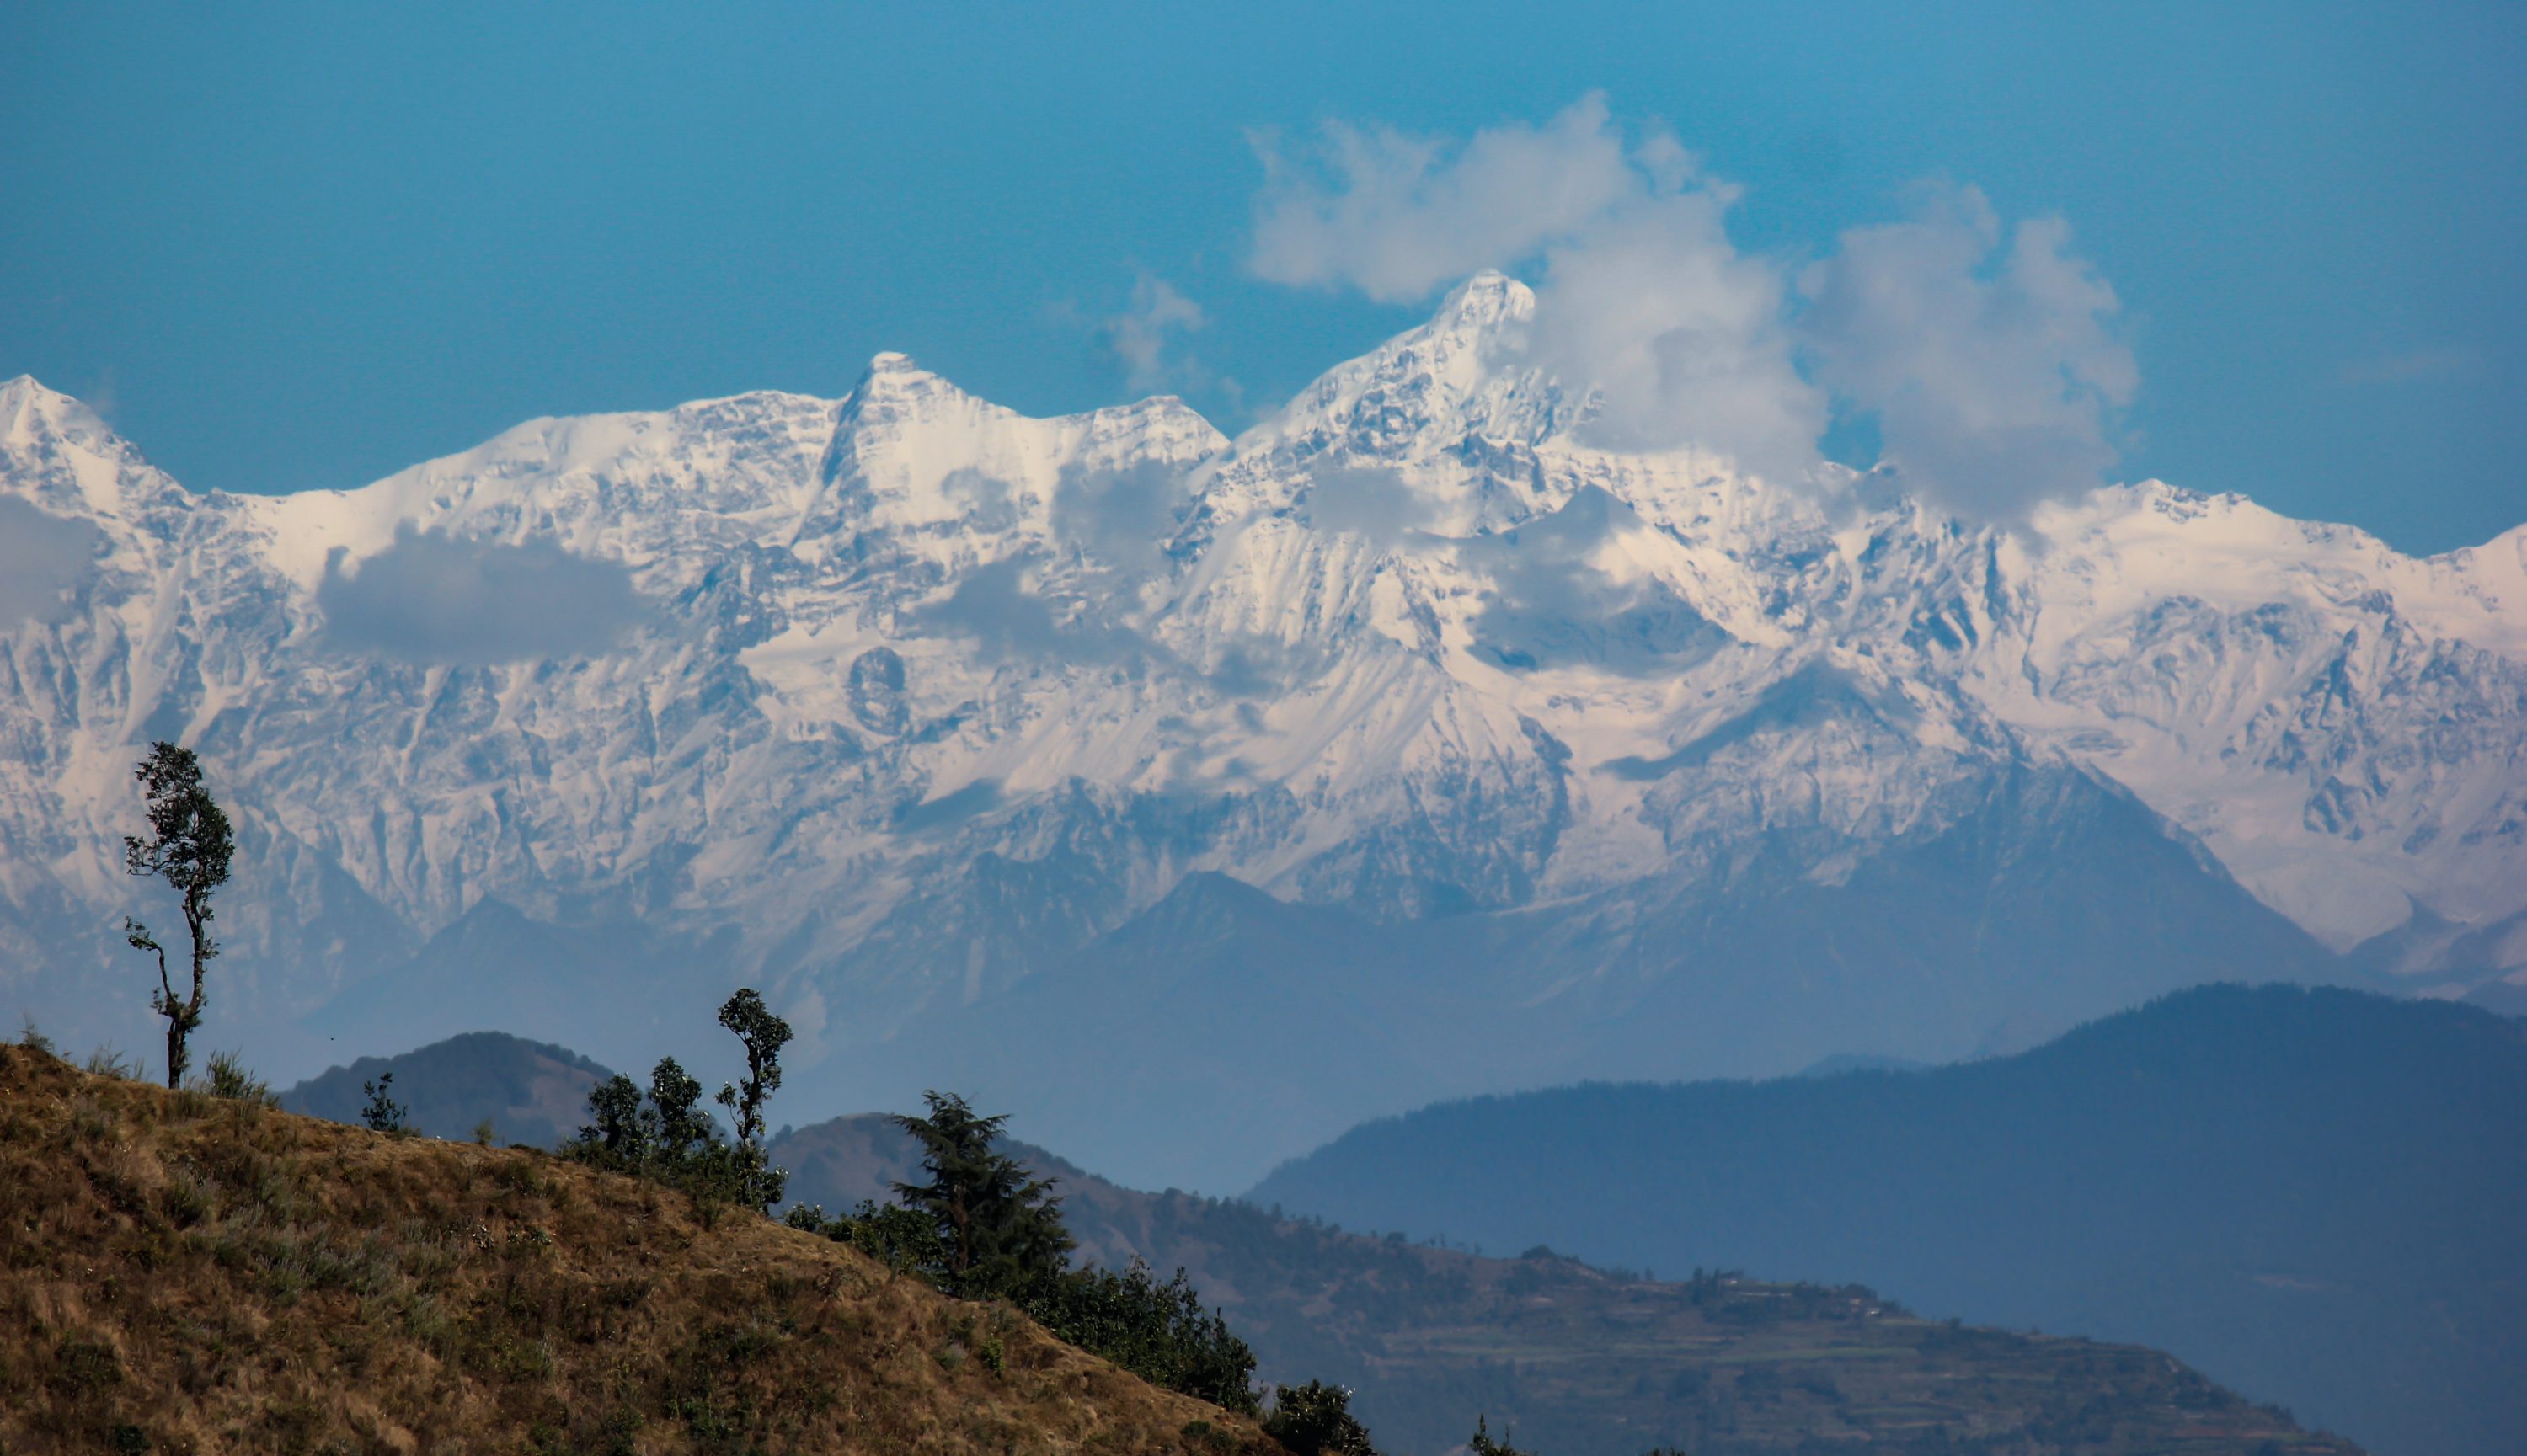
[561,989,793,1214]
[561,1055,784,1213]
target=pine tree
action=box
[890,1090,1075,1296]
[1263,1381,1380,1455]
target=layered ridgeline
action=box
[6,274,2526,1186]
[771,1109,2355,1456]
[1247,986,2527,1456]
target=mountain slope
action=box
[1247,984,2527,1456]
[0,1041,1278,1454]
[3,275,2522,1174]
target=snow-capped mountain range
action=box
[4,275,2522,1181]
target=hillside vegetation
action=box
[0,1043,1278,1454]
[774,1117,2361,1456]
[1247,984,2527,1456]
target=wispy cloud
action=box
[1103,271,1211,396]
[1252,94,1821,484]
[907,552,1157,667]
[1247,98,2140,520]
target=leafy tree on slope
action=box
[121,742,235,1089]
[715,988,793,1212]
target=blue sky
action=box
[3,2,2519,552]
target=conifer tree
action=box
[890,1090,1075,1295]
[1264,1380,1381,1455]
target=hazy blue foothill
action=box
[280,1031,616,1149]
[1249,984,2527,1456]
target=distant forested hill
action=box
[280,1031,613,1148]
[1248,984,2527,1456]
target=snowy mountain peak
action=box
[0,377,181,524]
[1271,270,1568,457]
[1,375,108,452]
[1196,274,1581,535]
[1427,269,1536,343]
[2,285,2523,1097]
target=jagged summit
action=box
[0,373,108,450]
[1237,269,1568,469]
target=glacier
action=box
[4,274,2522,1188]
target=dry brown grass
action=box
[0,1044,1280,1456]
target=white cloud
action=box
[1525,189,1823,482]
[1246,101,2140,517]
[1250,93,1643,303]
[1103,271,1211,396]
[0,499,101,626]
[317,525,648,664]
[1800,184,2136,520]
[1249,94,1820,484]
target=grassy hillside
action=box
[0,1043,1278,1455]
[774,1116,2360,1456]
[280,1031,617,1149]
[1247,984,2526,1456]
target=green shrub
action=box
[360,1073,409,1133]
[1016,1260,1258,1415]
[1263,1379,1380,1455]
[196,1050,279,1107]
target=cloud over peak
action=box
[1103,271,1211,397]
[1803,184,2135,522]
[1247,98,2138,520]
[1250,93,1655,304]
